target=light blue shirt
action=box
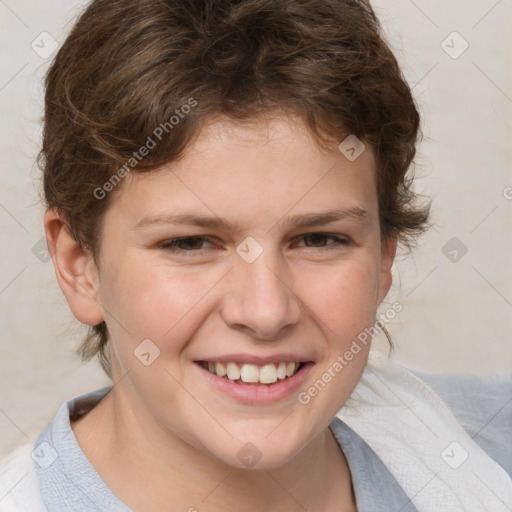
[33,370,512,511]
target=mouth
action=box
[196,360,305,386]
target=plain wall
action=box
[0,0,511,457]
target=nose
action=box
[220,250,302,340]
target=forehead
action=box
[108,114,378,229]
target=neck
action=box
[72,387,355,512]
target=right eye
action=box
[159,236,215,254]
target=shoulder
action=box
[411,368,512,477]
[0,442,47,512]
[0,386,111,512]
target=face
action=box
[93,114,395,468]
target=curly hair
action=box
[39,0,430,377]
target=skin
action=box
[45,113,396,511]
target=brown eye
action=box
[303,234,329,247]
[161,236,212,252]
[300,233,349,248]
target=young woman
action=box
[0,0,510,510]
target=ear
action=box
[376,235,398,305]
[44,209,104,325]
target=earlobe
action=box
[44,209,104,326]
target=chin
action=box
[210,435,309,471]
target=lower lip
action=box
[194,362,314,404]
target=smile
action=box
[194,359,314,404]
[198,361,303,385]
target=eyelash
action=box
[159,233,349,255]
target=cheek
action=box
[99,256,221,355]
[291,263,380,428]
[296,261,380,340]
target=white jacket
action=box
[0,442,47,511]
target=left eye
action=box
[296,233,348,249]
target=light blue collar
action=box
[34,387,417,511]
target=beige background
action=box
[1,0,511,457]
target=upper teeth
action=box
[205,361,300,384]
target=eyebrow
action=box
[134,207,369,231]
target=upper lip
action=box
[195,353,314,365]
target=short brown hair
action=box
[39,0,430,377]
